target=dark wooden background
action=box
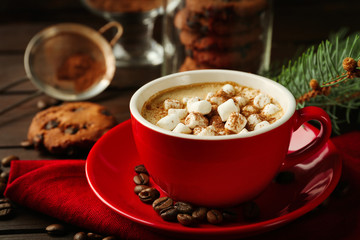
[0,0,359,239]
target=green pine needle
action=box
[269,32,360,135]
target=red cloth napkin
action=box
[4,160,167,240]
[4,131,360,240]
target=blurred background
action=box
[1,0,359,69]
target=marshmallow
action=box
[233,96,248,107]
[164,99,182,110]
[222,84,235,96]
[243,89,259,99]
[217,99,239,121]
[247,114,262,130]
[185,97,200,110]
[238,128,249,135]
[262,103,280,117]
[168,108,187,119]
[182,97,190,105]
[241,105,258,116]
[184,112,209,129]
[187,100,212,115]
[206,92,214,101]
[225,112,247,133]
[187,97,201,104]
[209,96,226,105]
[156,114,180,131]
[253,93,271,109]
[193,127,203,135]
[196,125,217,136]
[172,123,192,134]
[254,121,270,130]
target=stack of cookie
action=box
[174,0,269,72]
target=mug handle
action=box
[280,106,332,170]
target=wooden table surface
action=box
[1,0,359,239]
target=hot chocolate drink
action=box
[141,81,283,136]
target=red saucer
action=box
[86,120,341,239]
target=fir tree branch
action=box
[270,32,360,135]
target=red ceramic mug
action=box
[129,70,331,207]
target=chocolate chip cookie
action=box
[27,102,117,155]
[185,0,268,18]
[174,8,261,35]
[190,40,263,68]
[179,27,262,51]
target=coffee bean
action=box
[274,171,295,184]
[0,199,14,219]
[0,206,14,219]
[46,224,66,236]
[174,202,194,214]
[134,164,148,174]
[103,236,117,240]
[207,209,223,225]
[133,173,149,185]
[1,155,19,167]
[192,207,207,223]
[243,201,260,221]
[160,206,178,222]
[138,187,160,204]
[20,140,33,148]
[87,232,103,240]
[134,185,149,194]
[152,197,173,214]
[73,232,87,240]
[0,172,9,183]
[177,213,194,226]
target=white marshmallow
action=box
[186,97,200,111]
[242,105,258,115]
[193,127,203,135]
[187,100,212,115]
[184,112,209,129]
[222,84,235,96]
[238,128,249,135]
[168,108,187,119]
[253,94,271,109]
[242,89,259,99]
[164,99,182,110]
[254,121,270,130]
[206,92,214,101]
[172,123,192,134]
[247,114,262,130]
[217,99,240,121]
[196,125,217,136]
[262,104,280,116]
[233,96,248,107]
[182,97,190,105]
[225,112,247,133]
[156,114,180,131]
[209,96,226,105]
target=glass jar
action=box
[162,0,273,75]
[82,0,164,67]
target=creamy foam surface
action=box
[141,81,283,136]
